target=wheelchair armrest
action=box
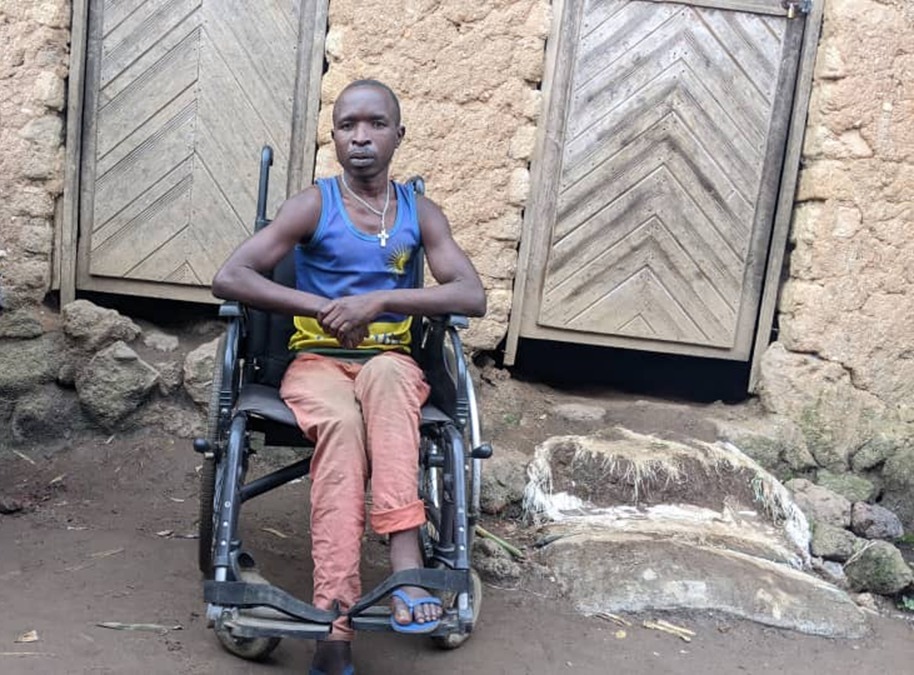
[218,301,244,319]
[425,314,469,330]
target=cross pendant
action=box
[379,230,389,247]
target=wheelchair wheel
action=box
[198,334,227,577]
[214,627,281,662]
[432,568,483,650]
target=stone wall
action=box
[757,1,914,520]
[0,0,69,315]
[314,0,550,350]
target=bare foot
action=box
[389,527,442,626]
[311,639,352,675]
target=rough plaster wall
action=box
[313,0,551,350]
[760,0,914,450]
[0,0,69,310]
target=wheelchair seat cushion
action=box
[236,383,454,429]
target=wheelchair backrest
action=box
[244,174,426,389]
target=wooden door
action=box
[75,0,326,302]
[506,0,811,362]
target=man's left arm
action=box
[318,196,486,336]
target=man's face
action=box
[331,86,404,178]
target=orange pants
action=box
[280,351,430,641]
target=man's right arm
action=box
[211,186,328,318]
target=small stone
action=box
[850,502,904,541]
[852,593,879,612]
[57,363,76,387]
[479,447,528,515]
[183,336,222,406]
[11,385,90,443]
[155,361,184,396]
[0,497,24,514]
[143,330,179,353]
[844,541,913,595]
[551,403,606,423]
[473,537,522,584]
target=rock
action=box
[757,343,886,472]
[479,446,527,515]
[810,523,863,562]
[0,332,65,395]
[10,385,91,443]
[0,307,43,338]
[844,541,913,595]
[57,363,76,388]
[525,432,813,568]
[817,470,876,503]
[880,443,914,532]
[714,416,817,474]
[850,502,904,541]
[851,433,899,472]
[143,330,179,353]
[75,341,159,429]
[183,336,221,406]
[551,402,606,423]
[852,593,880,612]
[786,478,851,528]
[814,559,847,587]
[538,530,867,638]
[473,537,522,584]
[155,361,184,396]
[0,497,24,514]
[62,300,141,351]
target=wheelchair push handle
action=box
[255,145,274,232]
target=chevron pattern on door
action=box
[538,0,789,350]
[84,0,299,286]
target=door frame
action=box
[56,0,329,305]
[504,0,824,391]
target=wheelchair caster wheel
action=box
[214,627,281,661]
[433,568,483,650]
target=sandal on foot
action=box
[309,666,354,675]
[389,589,442,634]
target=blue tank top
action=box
[288,177,421,352]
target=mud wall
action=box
[757,0,914,510]
[0,0,69,316]
[314,0,550,350]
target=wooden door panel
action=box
[535,0,801,357]
[79,0,318,296]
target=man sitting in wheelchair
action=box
[212,79,486,675]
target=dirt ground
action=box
[2,377,914,674]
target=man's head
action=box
[332,80,405,178]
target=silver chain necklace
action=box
[340,173,391,247]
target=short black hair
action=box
[337,79,402,127]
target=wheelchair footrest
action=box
[346,567,471,618]
[218,610,333,640]
[349,606,461,636]
[204,580,338,624]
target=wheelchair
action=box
[192,146,492,661]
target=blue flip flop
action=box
[389,589,443,634]
[309,666,354,675]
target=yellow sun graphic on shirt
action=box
[387,245,412,276]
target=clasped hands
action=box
[317,294,382,349]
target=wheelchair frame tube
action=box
[466,375,482,517]
[212,414,248,580]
